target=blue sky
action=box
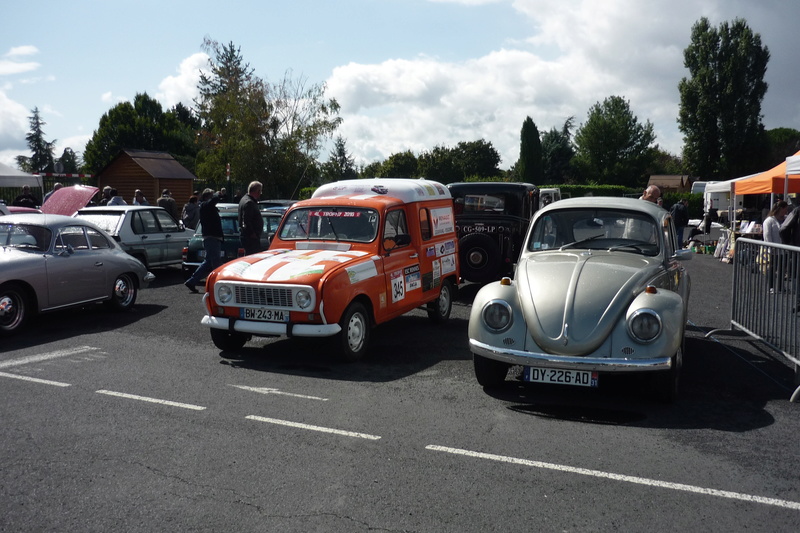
[2,0,799,173]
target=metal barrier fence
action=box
[711,237,800,401]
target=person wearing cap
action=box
[157,189,180,220]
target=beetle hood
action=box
[216,247,376,284]
[516,252,657,355]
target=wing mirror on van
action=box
[383,233,411,255]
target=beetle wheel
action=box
[651,348,681,404]
[339,302,371,361]
[473,354,510,387]
[0,282,29,335]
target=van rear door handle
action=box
[410,253,418,259]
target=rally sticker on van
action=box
[430,207,455,236]
[390,270,405,302]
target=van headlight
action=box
[482,300,513,332]
[628,309,661,342]
[296,289,312,309]
[217,284,233,304]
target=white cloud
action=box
[156,52,208,109]
[6,45,39,58]
[0,90,29,153]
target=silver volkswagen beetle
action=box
[469,196,691,402]
[0,214,155,335]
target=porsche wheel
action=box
[339,302,370,361]
[473,353,510,387]
[0,283,29,335]
[109,273,138,310]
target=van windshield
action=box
[279,207,379,243]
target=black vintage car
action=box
[448,182,539,283]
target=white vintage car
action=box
[469,196,692,402]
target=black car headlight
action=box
[482,300,513,333]
[627,309,662,343]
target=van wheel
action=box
[459,233,501,283]
[0,283,30,335]
[473,354,510,387]
[211,328,249,351]
[427,279,453,323]
[339,302,370,361]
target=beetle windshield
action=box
[528,208,660,256]
[0,223,52,251]
[278,207,379,243]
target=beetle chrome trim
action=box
[469,338,673,372]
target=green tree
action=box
[518,117,543,184]
[83,93,199,174]
[766,128,800,166]
[57,147,80,174]
[678,17,770,179]
[454,139,501,179]
[541,117,575,184]
[418,145,460,183]
[573,96,656,186]
[320,136,357,183]
[16,107,55,173]
[381,150,418,178]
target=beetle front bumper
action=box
[469,339,673,372]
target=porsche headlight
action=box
[482,300,513,332]
[296,289,312,309]
[217,284,233,304]
[628,309,661,343]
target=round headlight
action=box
[482,300,513,332]
[217,285,233,304]
[296,289,312,309]
[628,309,662,342]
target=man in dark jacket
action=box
[238,180,263,255]
[779,205,800,246]
[670,198,690,246]
[184,189,224,293]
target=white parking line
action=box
[231,384,329,401]
[0,371,71,387]
[246,415,381,440]
[0,346,98,369]
[96,390,207,411]
[426,445,800,511]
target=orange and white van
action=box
[201,178,460,359]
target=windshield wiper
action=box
[560,233,604,250]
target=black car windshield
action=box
[528,208,660,256]
[279,207,378,243]
[0,223,52,251]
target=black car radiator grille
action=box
[235,286,293,307]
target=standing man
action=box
[133,189,149,205]
[43,183,63,204]
[184,189,224,293]
[640,185,661,204]
[670,198,690,247]
[12,185,40,208]
[157,189,180,220]
[238,180,263,255]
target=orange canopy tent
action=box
[734,150,800,195]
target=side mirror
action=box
[383,233,411,254]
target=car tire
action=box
[0,282,30,335]
[473,353,510,387]
[459,233,502,283]
[427,279,453,323]
[210,328,250,351]
[339,301,370,361]
[652,349,681,403]
[109,273,138,311]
